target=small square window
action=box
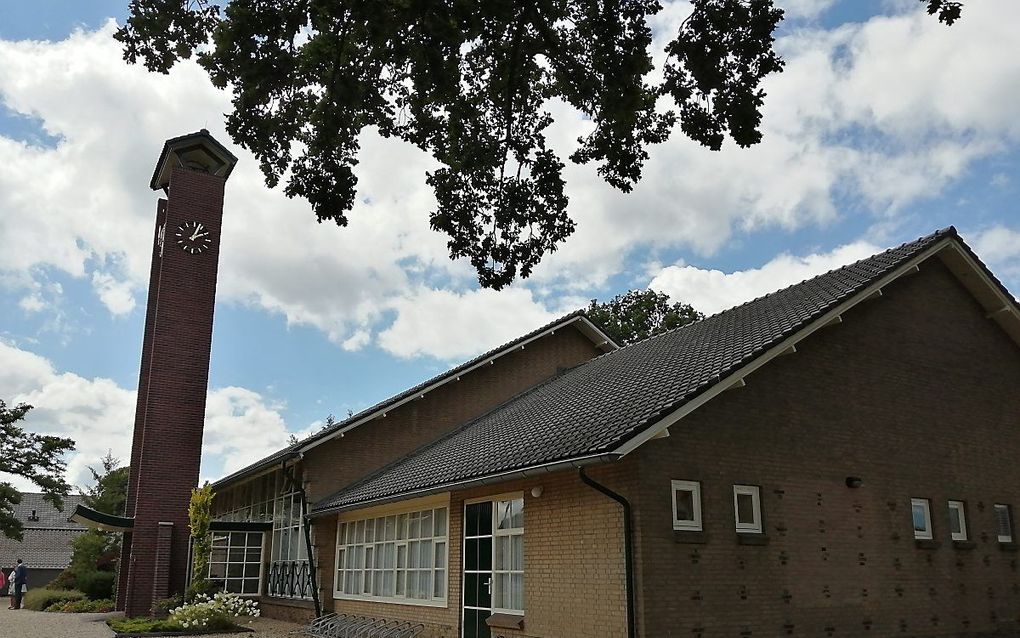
[733,485,762,534]
[995,504,1013,543]
[911,498,933,540]
[948,500,967,541]
[671,480,702,531]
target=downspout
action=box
[578,468,635,638]
[281,460,322,618]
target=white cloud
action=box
[91,271,135,315]
[377,287,583,361]
[970,225,1020,293]
[1,4,1020,358]
[0,340,296,490]
[649,241,881,315]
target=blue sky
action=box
[0,0,1018,487]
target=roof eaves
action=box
[310,452,619,517]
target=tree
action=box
[80,451,129,517]
[0,400,75,541]
[188,482,215,599]
[50,452,129,592]
[115,1,964,290]
[588,289,703,346]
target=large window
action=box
[671,480,702,531]
[209,531,264,595]
[492,498,524,614]
[335,504,449,606]
[214,466,314,599]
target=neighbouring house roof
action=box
[212,312,618,489]
[311,227,1020,514]
[0,493,86,570]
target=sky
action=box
[0,0,1018,490]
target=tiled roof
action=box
[0,493,86,570]
[11,493,84,530]
[0,528,82,570]
[312,228,962,513]
[213,311,615,488]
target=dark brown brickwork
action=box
[121,164,228,617]
[633,257,1020,637]
[301,326,602,505]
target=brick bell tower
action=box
[117,131,237,616]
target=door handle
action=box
[484,577,492,594]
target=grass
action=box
[107,617,249,635]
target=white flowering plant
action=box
[168,592,261,632]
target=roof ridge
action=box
[600,226,957,354]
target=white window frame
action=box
[333,498,450,608]
[733,485,762,534]
[948,500,968,541]
[995,504,1013,543]
[671,480,702,531]
[491,497,525,616]
[911,498,933,540]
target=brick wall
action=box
[302,327,602,504]
[633,257,1020,637]
[314,461,634,638]
[229,326,602,618]
[122,165,228,616]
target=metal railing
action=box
[267,559,314,599]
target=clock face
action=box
[175,221,212,255]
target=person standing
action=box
[11,559,27,610]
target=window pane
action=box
[675,489,695,522]
[495,535,510,571]
[950,507,962,535]
[434,508,447,536]
[435,541,447,569]
[510,499,524,529]
[496,501,513,530]
[912,503,927,532]
[397,513,408,540]
[510,572,524,611]
[385,516,396,541]
[421,510,433,538]
[511,534,523,571]
[736,493,755,524]
[495,573,510,609]
[434,569,446,598]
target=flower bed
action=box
[107,592,260,636]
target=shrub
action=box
[77,570,115,600]
[23,588,85,611]
[152,594,182,618]
[46,598,115,613]
[168,591,259,631]
[107,617,183,633]
[45,569,77,591]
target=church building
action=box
[209,227,1020,637]
[67,131,1020,637]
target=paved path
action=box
[0,604,305,637]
